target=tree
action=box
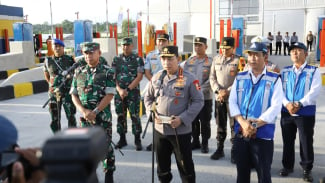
[121,19,136,37]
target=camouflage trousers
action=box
[114,88,142,136]
[48,92,76,133]
[80,117,115,172]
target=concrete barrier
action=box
[0,80,48,101]
[0,67,44,87]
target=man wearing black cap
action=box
[144,45,203,183]
[181,37,213,153]
[209,37,239,162]
[229,42,283,183]
[112,37,144,151]
[144,33,170,151]
[144,33,169,81]
[279,42,322,182]
[43,39,77,133]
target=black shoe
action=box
[303,170,313,182]
[201,144,209,153]
[115,136,127,149]
[230,155,236,164]
[279,168,293,176]
[135,135,143,151]
[146,143,152,151]
[210,149,224,160]
[105,171,114,183]
[191,141,201,150]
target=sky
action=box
[1,0,147,24]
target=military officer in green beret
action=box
[209,37,239,162]
[70,42,116,183]
[181,37,213,153]
[112,37,144,151]
[43,39,76,133]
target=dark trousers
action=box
[307,41,313,51]
[283,42,289,55]
[114,89,142,135]
[280,112,315,171]
[234,136,274,183]
[269,43,273,55]
[215,101,235,144]
[154,131,195,183]
[275,42,282,55]
[192,100,212,143]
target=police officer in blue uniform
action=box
[229,42,283,183]
[279,42,322,182]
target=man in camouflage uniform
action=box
[43,39,76,133]
[144,46,204,183]
[181,37,213,153]
[70,42,116,183]
[144,33,169,151]
[209,37,239,162]
[112,37,144,151]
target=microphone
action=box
[156,70,167,86]
[61,62,80,76]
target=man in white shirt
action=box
[229,42,283,183]
[279,42,322,182]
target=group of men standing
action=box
[42,33,321,183]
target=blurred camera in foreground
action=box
[0,115,107,183]
[41,127,107,183]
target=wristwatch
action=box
[251,122,258,129]
[93,108,100,115]
[298,101,303,108]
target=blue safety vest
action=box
[281,65,317,116]
[234,71,279,139]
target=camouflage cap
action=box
[157,33,169,41]
[194,37,207,45]
[122,37,133,45]
[81,42,100,53]
[160,46,178,57]
[220,37,235,49]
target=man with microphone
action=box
[43,39,77,133]
[144,46,204,183]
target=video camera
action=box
[0,123,107,183]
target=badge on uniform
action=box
[175,67,185,87]
[174,98,179,105]
[204,57,210,66]
[193,80,201,91]
[189,58,196,65]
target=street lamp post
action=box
[127,9,130,37]
[50,0,53,38]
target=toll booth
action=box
[232,17,245,56]
[74,20,93,57]
[317,16,325,61]
[0,5,23,54]
[13,22,33,41]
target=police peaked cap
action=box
[194,37,207,45]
